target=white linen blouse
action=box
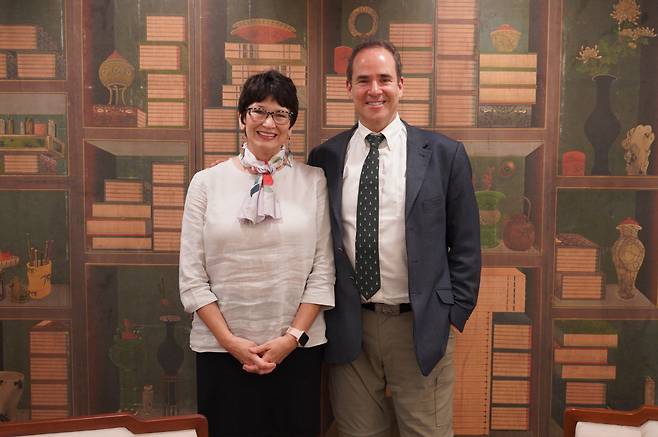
[179,158,335,352]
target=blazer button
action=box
[337,247,344,253]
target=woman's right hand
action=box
[224,335,276,375]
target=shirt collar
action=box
[356,114,404,151]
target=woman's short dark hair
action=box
[238,70,299,128]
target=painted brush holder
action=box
[26,260,52,300]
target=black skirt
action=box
[196,345,324,437]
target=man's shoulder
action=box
[317,128,355,150]
[308,127,356,164]
[404,122,462,152]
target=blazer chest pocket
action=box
[435,288,454,305]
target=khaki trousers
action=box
[328,308,456,437]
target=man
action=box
[308,40,481,437]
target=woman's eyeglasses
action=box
[247,107,293,125]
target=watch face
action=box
[299,332,309,347]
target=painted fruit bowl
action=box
[230,18,296,44]
[490,24,522,52]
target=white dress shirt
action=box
[341,115,409,304]
[179,158,335,352]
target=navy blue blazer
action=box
[308,122,481,376]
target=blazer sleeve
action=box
[445,142,481,331]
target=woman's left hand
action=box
[248,334,298,366]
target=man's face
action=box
[347,47,404,133]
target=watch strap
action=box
[286,326,309,347]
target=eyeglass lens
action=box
[248,108,291,125]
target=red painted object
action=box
[562,150,586,176]
[334,46,353,74]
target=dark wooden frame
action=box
[0,413,208,437]
[563,406,658,437]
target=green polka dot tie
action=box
[355,133,385,300]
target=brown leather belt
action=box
[362,302,412,316]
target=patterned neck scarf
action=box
[237,143,293,224]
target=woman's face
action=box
[242,96,292,162]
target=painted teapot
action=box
[503,196,536,251]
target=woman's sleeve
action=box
[179,171,218,313]
[300,169,336,308]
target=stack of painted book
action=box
[88,179,152,250]
[435,0,478,127]
[490,312,532,431]
[391,23,432,127]
[140,16,188,127]
[552,321,618,423]
[30,320,71,419]
[555,233,604,300]
[152,162,186,252]
[0,25,57,79]
[453,267,528,434]
[478,53,537,127]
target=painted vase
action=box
[157,315,184,376]
[476,191,506,249]
[157,315,183,416]
[611,218,645,299]
[584,74,620,176]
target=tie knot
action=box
[365,133,385,149]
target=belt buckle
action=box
[376,303,400,316]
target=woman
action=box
[179,70,334,437]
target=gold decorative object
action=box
[611,217,645,299]
[26,260,52,300]
[230,18,296,44]
[348,6,378,39]
[99,50,135,106]
[490,24,522,52]
[621,124,654,175]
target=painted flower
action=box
[576,45,602,63]
[610,0,641,25]
[620,26,658,41]
[576,0,655,77]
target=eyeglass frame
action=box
[246,106,294,125]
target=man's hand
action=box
[249,335,298,366]
[224,334,277,375]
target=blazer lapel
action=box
[405,123,432,219]
[327,125,357,237]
